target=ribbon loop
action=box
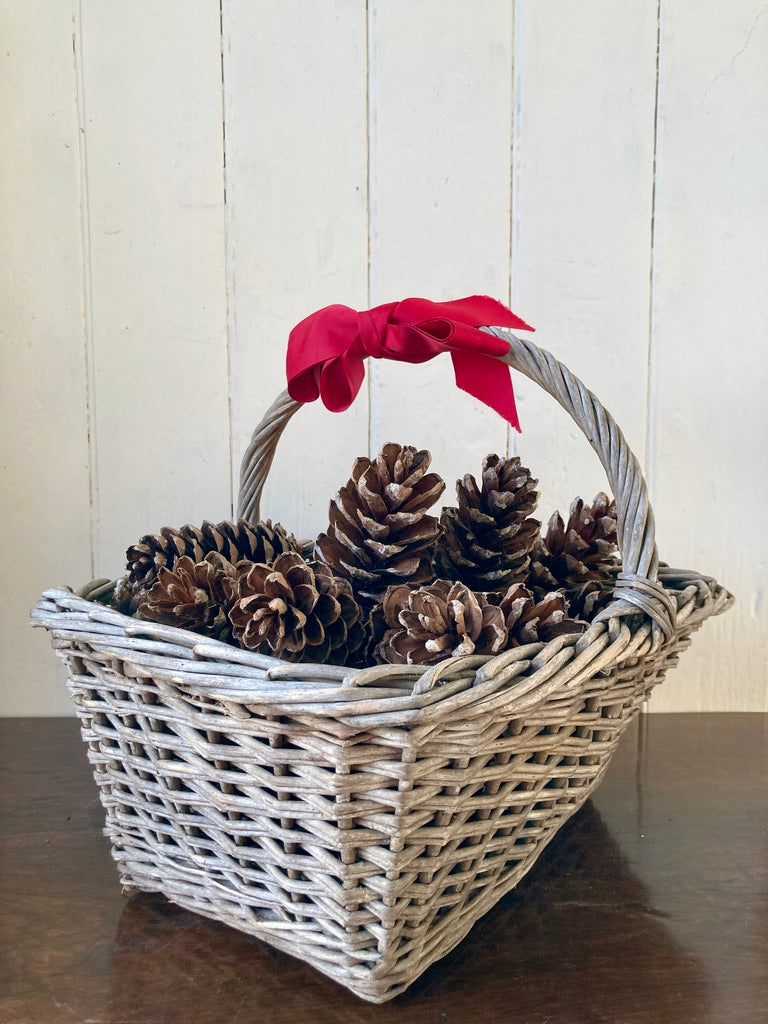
[286,295,533,431]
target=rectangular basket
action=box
[32,328,732,1002]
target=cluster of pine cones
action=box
[111,443,620,668]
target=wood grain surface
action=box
[1,714,766,1023]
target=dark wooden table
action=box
[1,714,766,1024]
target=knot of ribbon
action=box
[286,295,533,431]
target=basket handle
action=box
[236,329,676,645]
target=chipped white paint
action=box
[1,1,766,714]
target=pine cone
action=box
[229,552,365,666]
[434,455,540,590]
[364,600,390,664]
[112,576,135,614]
[491,584,586,646]
[123,518,299,606]
[135,552,237,640]
[315,443,445,605]
[528,492,619,617]
[375,580,507,666]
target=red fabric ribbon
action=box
[286,296,533,431]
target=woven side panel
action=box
[58,619,698,1002]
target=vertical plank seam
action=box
[219,0,235,517]
[73,0,97,580]
[509,1,521,461]
[644,0,663,501]
[642,0,663,716]
[365,0,372,459]
[505,1,515,462]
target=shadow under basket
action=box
[31,328,733,1002]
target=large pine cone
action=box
[434,455,540,590]
[135,552,237,640]
[374,580,507,666]
[528,492,619,617]
[491,584,586,646]
[314,444,445,605]
[119,518,299,610]
[229,552,365,666]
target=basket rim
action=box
[32,566,732,728]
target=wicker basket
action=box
[32,329,732,1003]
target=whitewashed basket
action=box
[32,329,732,1002]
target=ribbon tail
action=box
[436,295,535,333]
[451,351,521,432]
[318,350,366,412]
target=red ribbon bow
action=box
[286,296,533,431]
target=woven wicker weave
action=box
[32,329,732,1003]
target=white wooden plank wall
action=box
[511,2,658,517]
[367,0,513,488]
[648,0,768,711]
[222,0,369,538]
[1,1,91,716]
[79,1,231,574]
[2,1,766,715]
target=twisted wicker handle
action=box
[237,330,676,643]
